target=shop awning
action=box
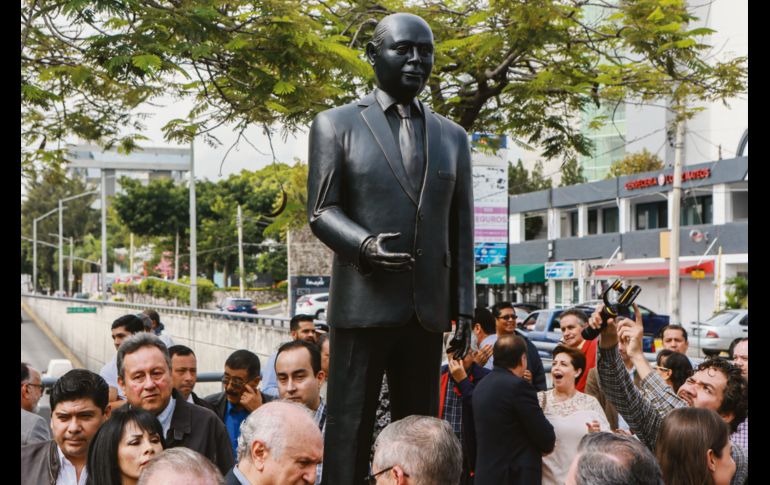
[475,264,545,285]
[594,259,714,278]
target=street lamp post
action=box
[101,170,108,302]
[68,236,74,295]
[189,140,198,310]
[237,204,245,298]
[32,207,59,294]
[58,190,98,295]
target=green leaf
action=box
[675,39,697,48]
[131,54,162,73]
[686,27,716,37]
[657,22,682,33]
[265,100,289,113]
[273,81,296,95]
[647,6,665,22]
[70,66,92,85]
[191,44,212,59]
[225,37,250,50]
[467,10,490,25]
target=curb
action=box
[21,300,85,369]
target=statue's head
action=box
[366,13,434,104]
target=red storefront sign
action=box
[624,168,711,191]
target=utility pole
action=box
[33,218,37,293]
[189,140,198,310]
[58,199,63,293]
[101,170,108,302]
[68,237,74,296]
[174,232,179,282]
[237,204,245,298]
[130,233,134,277]
[33,208,58,294]
[33,218,37,294]
[668,112,685,325]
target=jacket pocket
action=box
[438,170,456,181]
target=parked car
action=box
[512,303,540,321]
[294,292,329,320]
[218,297,258,321]
[521,307,655,354]
[683,309,748,357]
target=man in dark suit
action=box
[118,333,234,475]
[472,334,555,485]
[307,12,475,485]
[168,345,217,413]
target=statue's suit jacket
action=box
[307,91,474,331]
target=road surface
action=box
[21,308,67,423]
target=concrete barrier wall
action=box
[21,296,290,396]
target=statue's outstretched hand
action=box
[446,315,472,360]
[363,233,414,272]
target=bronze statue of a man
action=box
[307,12,474,484]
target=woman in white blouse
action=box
[538,345,610,485]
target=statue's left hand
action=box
[446,315,472,361]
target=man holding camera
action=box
[590,303,748,485]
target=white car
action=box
[684,309,748,357]
[295,292,329,320]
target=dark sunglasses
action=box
[221,376,247,389]
[497,314,516,320]
[366,466,409,484]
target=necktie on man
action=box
[396,103,422,192]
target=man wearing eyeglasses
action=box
[484,302,547,391]
[21,362,50,445]
[206,349,275,458]
[368,415,462,485]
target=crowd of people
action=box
[21,303,748,484]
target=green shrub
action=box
[112,277,215,307]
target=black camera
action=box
[581,280,641,340]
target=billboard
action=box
[473,164,508,265]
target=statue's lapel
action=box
[361,101,419,206]
[423,104,443,201]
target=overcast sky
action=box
[124,94,310,182]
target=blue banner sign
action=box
[545,261,576,279]
[475,242,508,265]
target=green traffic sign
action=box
[67,307,97,314]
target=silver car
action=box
[684,309,748,357]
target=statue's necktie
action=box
[396,103,422,191]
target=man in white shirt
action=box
[100,314,146,408]
[21,369,110,485]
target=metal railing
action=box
[21,292,292,329]
[41,371,225,388]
